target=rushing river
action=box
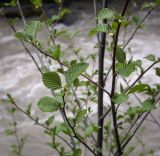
[0,1,160,156]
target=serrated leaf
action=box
[73,149,82,156]
[38,96,62,112]
[144,54,155,61]
[42,72,61,90]
[155,68,160,76]
[96,8,115,20]
[15,32,28,41]
[91,23,111,34]
[112,93,128,104]
[128,84,149,94]
[65,63,88,86]
[24,21,41,40]
[76,109,87,123]
[116,47,126,64]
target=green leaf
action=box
[96,8,115,20]
[89,23,111,36]
[117,63,135,77]
[73,149,82,156]
[76,109,87,123]
[38,96,62,112]
[155,68,160,76]
[132,15,141,26]
[45,116,54,126]
[144,54,155,61]
[128,84,149,94]
[48,44,61,60]
[42,72,61,90]
[24,21,41,40]
[112,93,128,104]
[30,0,42,7]
[84,124,99,137]
[127,107,144,118]
[15,32,28,41]
[141,2,156,10]
[65,63,88,86]
[116,47,126,64]
[143,99,155,111]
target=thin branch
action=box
[10,99,74,150]
[17,0,26,26]
[110,1,131,155]
[62,96,97,156]
[125,60,159,93]
[32,44,111,97]
[123,7,155,48]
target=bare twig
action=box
[123,7,155,48]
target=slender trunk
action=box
[97,1,108,156]
[110,1,131,155]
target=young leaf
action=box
[65,63,88,86]
[112,93,128,104]
[96,8,115,20]
[155,68,160,76]
[116,47,126,64]
[128,84,149,94]
[117,63,135,77]
[24,21,41,40]
[76,109,87,123]
[42,72,61,90]
[141,2,156,10]
[143,99,155,111]
[73,149,82,156]
[90,23,111,34]
[144,54,155,61]
[132,15,141,26]
[84,124,99,137]
[38,96,62,112]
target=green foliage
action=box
[116,47,126,64]
[30,0,42,7]
[144,54,155,61]
[72,149,82,156]
[84,124,99,137]
[48,44,61,60]
[141,2,156,10]
[42,72,62,90]
[75,109,87,123]
[132,15,141,26]
[89,23,111,36]
[127,99,155,118]
[112,93,129,104]
[128,84,149,94]
[3,0,160,155]
[15,21,41,43]
[96,8,115,20]
[65,63,88,86]
[38,96,63,112]
[155,67,160,76]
